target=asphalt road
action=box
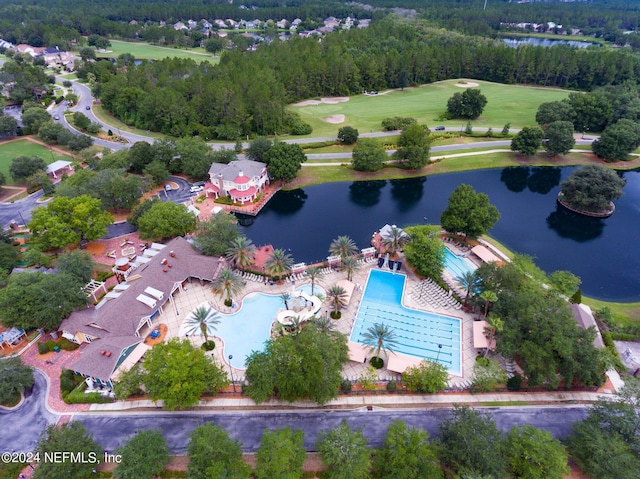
[0,370,59,453]
[0,189,46,228]
[74,406,589,454]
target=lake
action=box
[502,37,598,49]
[239,167,640,303]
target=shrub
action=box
[57,337,80,351]
[37,342,49,354]
[381,116,417,131]
[330,311,341,319]
[201,340,216,351]
[224,298,232,307]
[341,379,352,393]
[60,370,78,396]
[95,271,115,282]
[66,389,113,404]
[214,196,234,205]
[386,380,397,392]
[570,288,582,304]
[45,339,57,352]
[289,119,313,135]
[507,374,522,391]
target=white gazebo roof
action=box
[46,160,72,174]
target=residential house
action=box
[276,19,288,29]
[187,19,197,30]
[173,21,188,31]
[323,17,341,29]
[59,237,228,389]
[214,19,228,29]
[207,159,269,205]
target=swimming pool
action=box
[350,269,461,375]
[215,285,325,369]
[443,247,477,278]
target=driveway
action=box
[159,176,196,204]
[74,406,589,454]
[0,370,59,453]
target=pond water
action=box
[239,167,640,302]
[502,37,598,49]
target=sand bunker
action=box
[293,97,350,107]
[455,81,479,88]
[322,115,346,124]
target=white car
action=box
[190,185,204,193]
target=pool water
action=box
[350,269,462,375]
[443,247,477,279]
[215,285,325,369]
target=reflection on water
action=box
[390,177,426,210]
[528,167,561,194]
[501,167,529,192]
[546,204,605,242]
[500,166,561,194]
[349,180,386,207]
[502,37,597,49]
[268,188,308,214]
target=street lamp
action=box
[436,344,443,362]
[228,354,236,393]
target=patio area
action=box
[138,257,480,388]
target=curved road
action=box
[74,406,589,454]
[0,370,59,453]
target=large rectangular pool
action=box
[350,269,462,375]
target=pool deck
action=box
[139,249,480,388]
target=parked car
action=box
[85,105,91,110]
[164,184,172,191]
[190,185,204,193]
[53,115,60,120]
[435,126,445,131]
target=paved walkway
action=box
[90,389,610,412]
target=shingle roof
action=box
[208,159,267,180]
[60,237,228,385]
[70,335,143,381]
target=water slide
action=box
[276,291,322,325]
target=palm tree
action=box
[479,290,498,319]
[484,313,503,358]
[225,235,257,272]
[341,255,360,282]
[280,292,292,309]
[181,305,220,343]
[264,248,293,280]
[313,313,336,335]
[381,225,411,257]
[326,284,348,318]
[328,235,358,259]
[213,268,244,306]
[456,271,479,306]
[361,323,399,364]
[305,265,323,295]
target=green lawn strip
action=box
[289,79,571,138]
[92,106,165,139]
[0,139,73,186]
[582,297,640,327]
[478,401,530,406]
[305,144,354,154]
[96,40,219,64]
[7,191,29,203]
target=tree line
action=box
[86,18,640,138]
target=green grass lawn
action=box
[289,79,571,138]
[96,40,219,64]
[0,139,74,186]
[92,106,165,139]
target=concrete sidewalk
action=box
[89,389,611,413]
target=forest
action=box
[86,18,640,138]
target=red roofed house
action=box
[207,159,269,205]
